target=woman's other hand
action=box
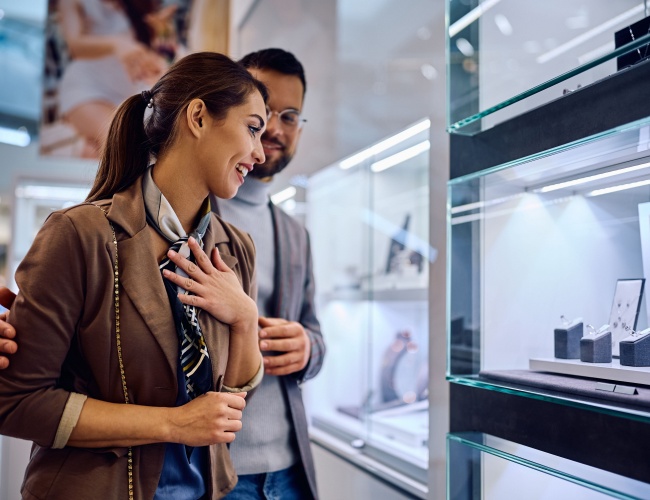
[169,391,246,446]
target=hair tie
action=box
[141,90,153,108]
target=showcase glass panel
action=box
[447,433,650,500]
[448,119,650,420]
[8,179,89,290]
[448,0,650,133]
[306,120,430,483]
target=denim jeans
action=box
[225,464,311,500]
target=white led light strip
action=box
[535,161,650,193]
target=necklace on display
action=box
[628,23,650,62]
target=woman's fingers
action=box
[211,247,232,273]
[187,237,215,275]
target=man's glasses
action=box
[266,107,307,131]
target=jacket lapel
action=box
[200,215,238,387]
[105,178,179,376]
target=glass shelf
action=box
[448,432,650,499]
[448,116,650,420]
[305,119,430,486]
[447,0,650,134]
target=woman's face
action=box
[200,91,267,199]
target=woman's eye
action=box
[248,125,261,137]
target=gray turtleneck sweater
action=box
[218,178,298,475]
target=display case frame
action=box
[304,119,432,495]
[447,0,650,135]
[447,432,650,500]
[448,111,650,423]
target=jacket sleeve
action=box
[0,212,87,447]
[295,230,325,384]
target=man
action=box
[216,48,324,500]
[0,48,324,499]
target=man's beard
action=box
[250,136,293,179]
[249,154,292,179]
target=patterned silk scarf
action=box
[143,168,213,399]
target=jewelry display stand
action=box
[529,358,650,386]
[580,329,613,363]
[620,328,650,367]
[554,317,583,359]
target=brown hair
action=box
[87,51,268,202]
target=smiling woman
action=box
[0,52,269,499]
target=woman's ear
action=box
[186,98,206,138]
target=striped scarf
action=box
[143,167,213,399]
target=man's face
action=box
[248,68,305,180]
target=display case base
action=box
[529,357,650,386]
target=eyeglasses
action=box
[266,107,307,131]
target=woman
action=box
[57,0,179,157]
[0,52,268,499]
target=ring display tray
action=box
[530,357,650,386]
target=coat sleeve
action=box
[295,230,325,383]
[0,212,88,447]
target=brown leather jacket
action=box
[0,175,257,499]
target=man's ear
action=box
[186,98,206,138]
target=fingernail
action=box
[189,236,196,244]
[263,358,269,365]
[162,270,170,276]
[168,249,177,256]
[260,341,268,349]
[259,330,267,338]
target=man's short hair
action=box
[239,48,306,95]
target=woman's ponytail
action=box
[86,94,150,202]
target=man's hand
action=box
[259,317,311,376]
[0,311,16,369]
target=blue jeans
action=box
[225,464,311,500]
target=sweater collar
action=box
[234,177,272,206]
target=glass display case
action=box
[8,178,90,290]
[447,432,650,499]
[305,119,431,489]
[447,0,650,133]
[448,116,650,420]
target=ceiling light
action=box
[456,38,475,57]
[534,161,650,193]
[0,126,30,147]
[421,64,438,80]
[588,179,650,197]
[448,0,503,38]
[15,185,89,201]
[339,119,430,170]
[578,41,614,64]
[370,140,430,173]
[271,186,296,204]
[494,14,512,36]
[537,4,643,64]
